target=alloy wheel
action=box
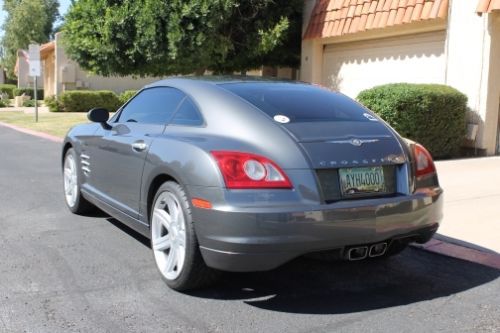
[151,191,187,280]
[63,154,78,207]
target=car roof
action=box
[146,75,305,88]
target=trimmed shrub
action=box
[14,87,44,100]
[58,90,121,112]
[357,83,467,158]
[44,95,62,112]
[0,99,8,108]
[22,99,40,107]
[119,90,137,105]
[0,84,16,98]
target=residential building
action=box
[15,49,44,89]
[301,0,500,155]
[16,32,163,98]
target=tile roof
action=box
[304,0,449,40]
[476,0,500,13]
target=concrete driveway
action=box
[436,157,500,253]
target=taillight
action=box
[211,151,292,189]
[414,144,436,178]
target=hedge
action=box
[44,95,62,112]
[357,83,467,158]
[14,87,44,100]
[119,90,137,105]
[0,84,17,98]
[0,99,8,108]
[22,99,40,107]
[54,90,122,113]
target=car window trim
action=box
[114,86,186,125]
[109,89,141,123]
[165,96,187,124]
[167,95,206,128]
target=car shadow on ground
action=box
[192,251,500,314]
[106,217,151,248]
[105,217,499,315]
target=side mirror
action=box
[87,108,111,129]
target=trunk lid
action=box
[282,121,406,169]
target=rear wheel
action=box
[150,181,220,291]
[63,148,95,214]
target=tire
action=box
[63,148,95,214]
[150,181,220,291]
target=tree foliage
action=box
[63,0,302,76]
[1,0,60,76]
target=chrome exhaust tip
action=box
[347,246,368,261]
[369,242,388,257]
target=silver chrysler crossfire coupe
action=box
[62,77,443,290]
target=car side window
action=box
[170,97,204,126]
[117,87,185,124]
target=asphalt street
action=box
[0,126,499,333]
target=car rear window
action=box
[220,82,372,123]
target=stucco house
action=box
[15,49,44,89]
[16,32,162,98]
[301,0,500,155]
[16,32,296,97]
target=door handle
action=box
[131,141,148,152]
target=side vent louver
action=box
[81,153,90,176]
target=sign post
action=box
[28,44,41,122]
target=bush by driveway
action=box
[357,83,467,159]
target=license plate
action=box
[339,167,386,196]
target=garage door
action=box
[322,31,446,98]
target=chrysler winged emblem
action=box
[327,138,379,146]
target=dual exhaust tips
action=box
[347,242,387,260]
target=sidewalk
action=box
[435,156,500,253]
[0,106,50,113]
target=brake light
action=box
[414,144,436,177]
[211,151,292,189]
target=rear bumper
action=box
[192,188,443,272]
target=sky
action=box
[0,0,72,38]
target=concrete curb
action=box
[0,121,63,143]
[413,239,500,270]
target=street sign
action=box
[28,44,40,61]
[28,43,41,122]
[28,44,41,77]
[29,60,41,77]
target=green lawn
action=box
[0,111,90,138]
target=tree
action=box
[1,0,60,77]
[63,0,302,76]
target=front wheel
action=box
[150,181,220,291]
[63,148,95,214]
